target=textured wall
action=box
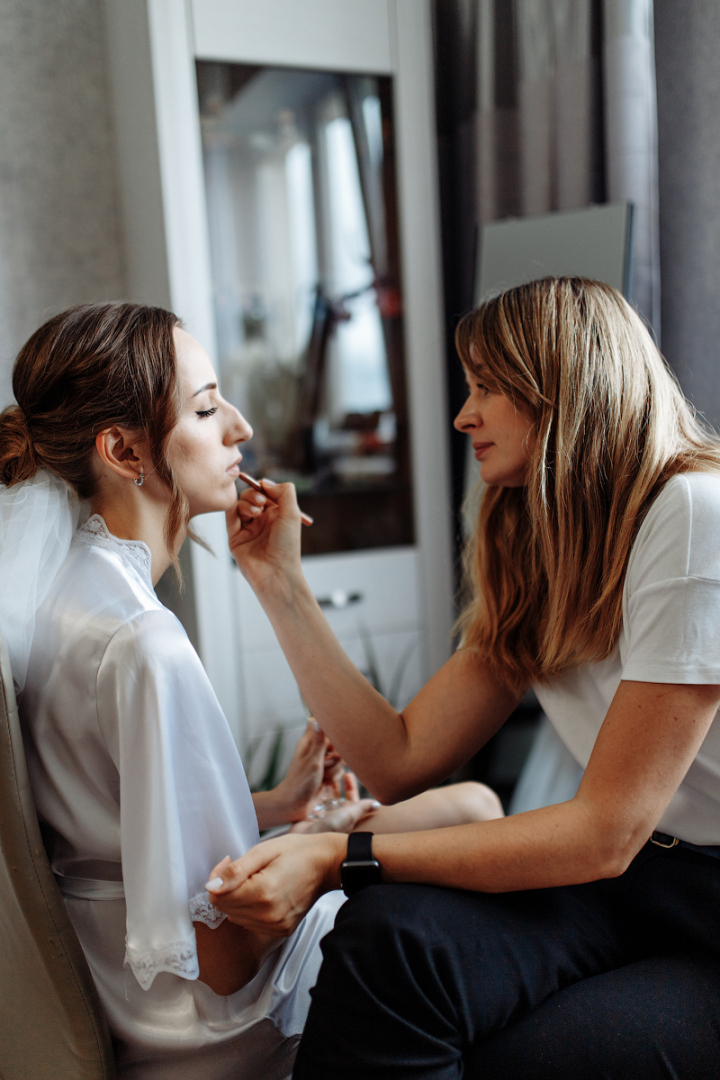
[655,1,720,427]
[0,0,126,408]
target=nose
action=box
[227,403,253,444]
[453,397,479,434]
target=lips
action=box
[227,456,242,475]
[473,443,492,460]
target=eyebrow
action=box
[190,382,217,398]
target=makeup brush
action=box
[238,471,314,527]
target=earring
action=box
[134,469,145,488]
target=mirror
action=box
[196,62,414,554]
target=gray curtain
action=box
[475,0,660,331]
[603,0,660,335]
[477,0,604,222]
[434,0,663,556]
[435,0,661,525]
[653,0,720,430]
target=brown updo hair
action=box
[0,302,188,551]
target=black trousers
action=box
[293,843,720,1079]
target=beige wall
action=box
[0,0,126,408]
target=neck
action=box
[91,488,182,586]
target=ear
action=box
[95,427,148,483]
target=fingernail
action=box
[370,801,381,808]
[205,877,224,891]
[261,477,278,486]
[313,720,322,733]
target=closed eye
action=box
[195,407,218,419]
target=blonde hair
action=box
[456,277,720,692]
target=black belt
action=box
[651,831,720,860]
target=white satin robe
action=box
[20,515,344,1080]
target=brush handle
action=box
[238,472,314,527]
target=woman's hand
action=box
[206,833,346,937]
[275,720,344,820]
[283,720,340,815]
[289,770,380,834]
[226,480,303,590]
[252,720,378,831]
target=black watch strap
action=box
[341,831,381,898]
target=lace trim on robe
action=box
[76,514,152,583]
[124,938,199,991]
[189,890,227,930]
[124,894,227,990]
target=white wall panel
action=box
[191,0,393,73]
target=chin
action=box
[187,487,238,518]
[482,474,525,489]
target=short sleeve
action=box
[96,609,259,990]
[622,474,720,685]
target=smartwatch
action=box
[341,831,381,898]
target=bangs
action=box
[455,294,538,411]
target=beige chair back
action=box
[0,636,116,1079]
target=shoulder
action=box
[36,534,169,675]
[628,472,720,591]
[100,607,200,679]
[52,531,161,619]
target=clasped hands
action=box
[205,721,378,937]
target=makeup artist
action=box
[209,277,720,1080]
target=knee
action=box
[317,885,421,988]
[327,883,443,961]
[448,781,504,823]
[333,883,423,941]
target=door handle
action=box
[316,590,364,610]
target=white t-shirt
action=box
[534,472,720,846]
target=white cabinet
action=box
[104,0,452,748]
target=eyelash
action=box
[195,407,218,419]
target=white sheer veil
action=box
[0,471,80,695]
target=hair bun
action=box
[0,404,39,487]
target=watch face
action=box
[341,843,381,897]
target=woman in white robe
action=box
[22,505,346,1080]
[0,302,500,1080]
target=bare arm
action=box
[208,680,720,932]
[227,484,519,802]
[194,918,280,995]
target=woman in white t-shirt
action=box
[209,278,720,1079]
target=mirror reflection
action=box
[196,62,414,554]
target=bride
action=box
[0,302,500,1080]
